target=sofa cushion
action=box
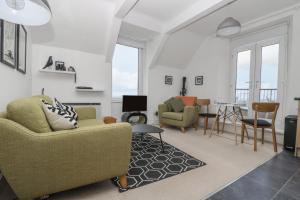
[176,96,197,106]
[7,96,53,133]
[78,119,104,127]
[170,98,185,112]
[42,100,78,131]
[162,112,183,121]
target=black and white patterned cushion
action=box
[54,98,78,120]
[42,100,78,131]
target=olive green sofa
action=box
[0,95,132,200]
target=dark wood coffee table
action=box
[132,124,165,152]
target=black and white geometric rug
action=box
[113,133,206,192]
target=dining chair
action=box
[241,102,280,152]
[197,99,219,134]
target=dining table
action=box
[210,102,249,144]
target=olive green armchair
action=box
[0,96,132,200]
[158,96,199,132]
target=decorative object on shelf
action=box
[165,75,173,85]
[17,25,27,74]
[195,76,204,86]
[68,66,77,83]
[43,56,53,69]
[0,0,52,26]
[217,17,241,37]
[76,86,93,90]
[55,61,66,71]
[180,76,187,96]
[1,21,17,68]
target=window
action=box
[112,44,140,100]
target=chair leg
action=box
[217,116,220,134]
[204,117,208,135]
[245,126,249,140]
[241,123,245,144]
[181,127,186,133]
[272,127,278,153]
[254,126,257,152]
[262,128,265,144]
[119,175,128,189]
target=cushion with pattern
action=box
[42,100,78,131]
[54,98,78,121]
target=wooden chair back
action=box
[197,99,211,113]
[197,99,210,106]
[252,102,280,125]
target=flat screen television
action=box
[122,95,147,112]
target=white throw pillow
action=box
[42,100,78,131]
[54,98,78,120]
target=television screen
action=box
[122,95,147,112]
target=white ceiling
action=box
[187,0,300,36]
[119,22,159,41]
[31,0,115,54]
[157,30,205,68]
[133,0,200,23]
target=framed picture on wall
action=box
[195,76,204,85]
[165,75,173,85]
[17,25,27,74]
[1,21,17,68]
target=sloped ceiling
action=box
[156,30,205,69]
[30,0,116,55]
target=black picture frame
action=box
[165,75,173,85]
[195,76,204,85]
[17,25,27,74]
[1,21,17,68]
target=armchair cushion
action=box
[176,96,197,106]
[7,95,52,133]
[164,97,175,111]
[170,98,185,112]
[162,112,183,121]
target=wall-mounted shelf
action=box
[75,89,104,92]
[39,69,76,75]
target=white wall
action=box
[0,29,32,111]
[31,44,111,117]
[286,8,300,115]
[148,65,184,124]
[184,35,231,111]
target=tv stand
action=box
[121,112,147,125]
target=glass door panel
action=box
[259,44,279,102]
[235,50,251,106]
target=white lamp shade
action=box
[0,0,51,26]
[217,17,241,37]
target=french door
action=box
[232,37,286,123]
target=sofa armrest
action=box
[183,106,197,126]
[158,104,168,120]
[0,118,132,199]
[75,106,96,120]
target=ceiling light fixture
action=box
[0,0,51,26]
[216,17,241,37]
